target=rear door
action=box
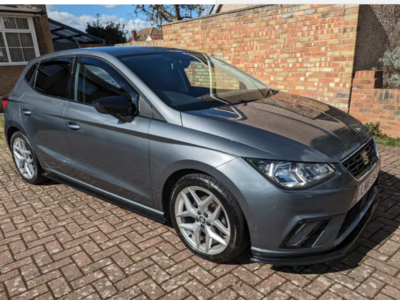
[64,56,153,208]
[19,57,75,176]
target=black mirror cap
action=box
[92,96,135,116]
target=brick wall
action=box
[161,4,360,110]
[184,61,241,89]
[116,40,164,47]
[349,71,400,137]
[116,5,400,136]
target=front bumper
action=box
[216,153,381,266]
[250,185,379,265]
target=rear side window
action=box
[24,63,37,85]
[35,57,73,99]
[74,57,135,105]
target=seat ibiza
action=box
[3,47,380,265]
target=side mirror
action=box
[92,96,136,120]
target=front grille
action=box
[337,184,375,238]
[342,139,377,179]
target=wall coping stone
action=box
[162,4,272,27]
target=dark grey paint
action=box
[4,47,379,262]
[18,80,75,177]
[182,92,371,162]
[64,101,153,207]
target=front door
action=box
[19,57,75,176]
[64,56,153,208]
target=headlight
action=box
[245,159,336,189]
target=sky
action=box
[46,5,212,37]
[46,5,154,36]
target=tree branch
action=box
[131,5,209,28]
[174,5,181,20]
[149,5,174,22]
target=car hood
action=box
[181,91,371,162]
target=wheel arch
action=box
[5,121,25,150]
[161,165,252,260]
[159,159,251,229]
[161,168,208,221]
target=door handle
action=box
[67,122,81,130]
[22,109,31,116]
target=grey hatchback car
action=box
[3,47,380,265]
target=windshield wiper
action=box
[237,89,274,105]
[264,88,274,98]
[235,99,258,106]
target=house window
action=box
[0,16,40,65]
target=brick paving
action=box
[1,129,400,300]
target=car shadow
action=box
[40,178,61,186]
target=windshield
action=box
[119,52,269,111]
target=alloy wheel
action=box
[174,186,231,255]
[13,137,35,180]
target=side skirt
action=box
[43,171,169,226]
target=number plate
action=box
[356,165,379,202]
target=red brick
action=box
[304,276,333,297]
[61,263,84,281]
[256,274,286,295]
[93,277,118,299]
[138,278,165,300]
[5,276,27,296]
[355,278,384,298]
[48,277,72,298]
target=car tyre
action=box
[170,173,249,263]
[11,132,47,185]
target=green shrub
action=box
[365,122,388,139]
[375,46,400,88]
[365,122,400,147]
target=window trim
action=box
[25,53,164,121]
[71,55,140,109]
[32,56,75,101]
[78,54,164,120]
[23,62,39,86]
[0,15,40,66]
[71,54,167,121]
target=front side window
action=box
[0,16,39,64]
[74,57,134,105]
[35,57,73,99]
[119,52,269,111]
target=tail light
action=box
[2,94,8,110]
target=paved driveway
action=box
[1,130,400,300]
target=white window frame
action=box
[0,15,40,66]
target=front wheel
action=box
[170,173,249,263]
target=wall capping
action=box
[162,5,272,27]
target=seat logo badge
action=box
[362,151,369,166]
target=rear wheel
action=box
[170,173,249,263]
[11,132,47,185]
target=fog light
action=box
[281,219,331,248]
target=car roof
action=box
[83,46,200,57]
[35,46,200,62]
